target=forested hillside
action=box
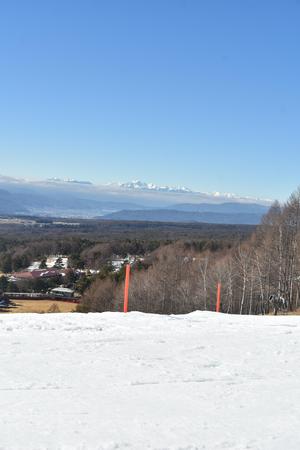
[81,188,300,315]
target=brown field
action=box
[2,300,77,314]
[282,310,300,315]
[267,308,300,316]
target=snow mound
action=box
[0,311,300,449]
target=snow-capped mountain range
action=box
[116,180,260,200]
[45,177,271,203]
[117,180,193,193]
[0,174,272,224]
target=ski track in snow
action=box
[0,311,300,450]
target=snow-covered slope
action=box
[0,311,299,449]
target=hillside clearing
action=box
[0,311,300,449]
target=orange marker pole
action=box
[123,264,131,313]
[216,282,221,312]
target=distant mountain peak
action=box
[118,180,192,193]
[115,180,272,204]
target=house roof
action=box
[12,269,65,280]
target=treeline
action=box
[0,236,160,273]
[80,189,300,315]
[0,219,249,274]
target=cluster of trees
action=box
[0,270,79,294]
[0,236,90,273]
[79,243,236,314]
[0,234,161,273]
[0,218,253,274]
[80,189,300,315]
[210,189,300,314]
[0,251,30,273]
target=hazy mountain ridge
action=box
[0,189,29,214]
[102,208,266,225]
[46,178,93,185]
[0,174,271,222]
[166,202,268,214]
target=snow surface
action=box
[1,311,300,450]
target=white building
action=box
[46,256,69,269]
[50,287,75,298]
[111,255,136,272]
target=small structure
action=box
[27,261,41,271]
[111,257,125,272]
[46,255,69,269]
[111,255,136,272]
[50,287,75,298]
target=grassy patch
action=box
[2,300,76,314]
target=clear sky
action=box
[0,0,299,200]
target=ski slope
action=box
[0,311,300,450]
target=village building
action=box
[11,269,70,281]
[50,287,75,298]
[111,255,138,272]
[46,255,69,269]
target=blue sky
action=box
[0,0,299,201]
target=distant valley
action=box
[102,210,266,225]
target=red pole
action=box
[123,264,131,313]
[216,282,221,312]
